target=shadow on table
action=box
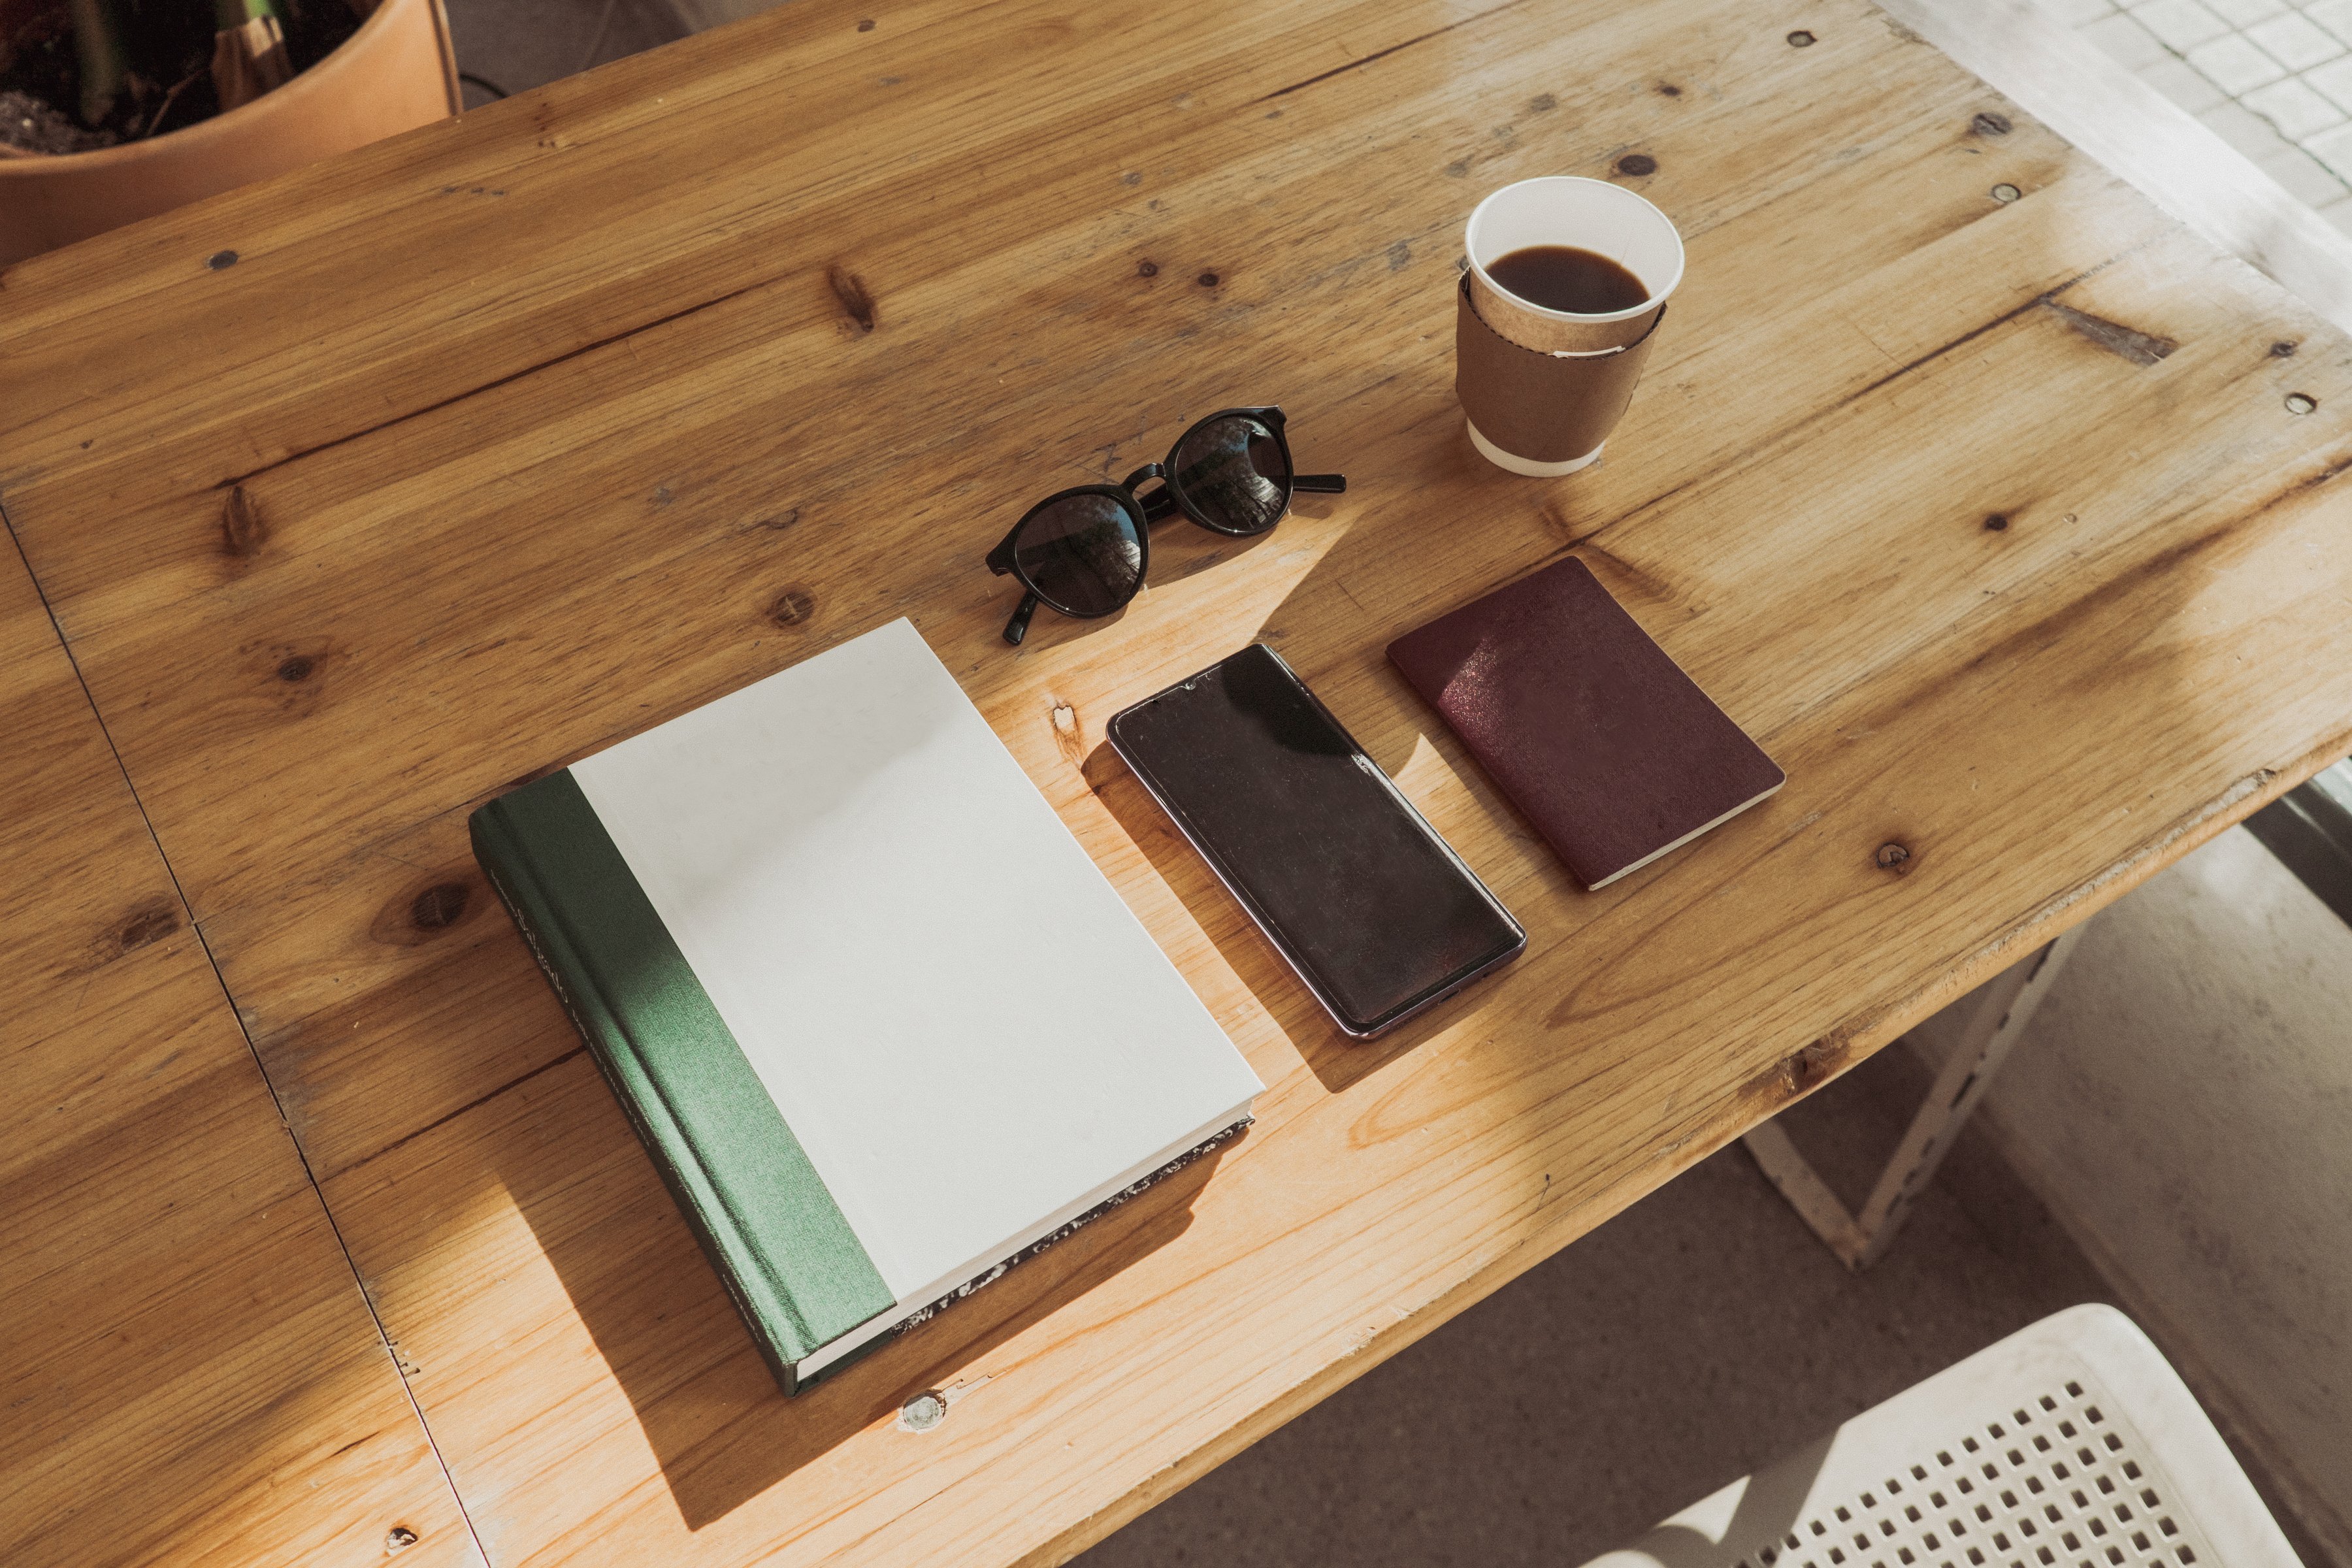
[490,1023,1231,1530]
[976,514,1290,661]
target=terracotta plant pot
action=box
[0,0,459,266]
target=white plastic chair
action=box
[1577,1307,2302,1568]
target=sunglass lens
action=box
[1013,493,1145,615]
[1171,414,1291,535]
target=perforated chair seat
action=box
[1578,1307,2300,1568]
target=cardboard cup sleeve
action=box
[1454,274,1666,465]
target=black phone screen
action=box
[1107,644,1524,1037]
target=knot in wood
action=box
[410,881,471,931]
[1782,1037,1841,1097]
[206,250,238,270]
[1197,270,1220,287]
[1137,260,1159,277]
[1786,29,1815,46]
[1874,840,1913,871]
[827,266,877,332]
[768,588,817,627]
[2041,300,2176,366]
[117,904,180,953]
[2270,340,2298,358]
[1984,512,2010,532]
[276,655,316,683]
[1971,111,2012,137]
[220,485,268,559]
[1615,153,1657,176]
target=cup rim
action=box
[1465,176,1686,325]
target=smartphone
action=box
[1107,644,1525,1038]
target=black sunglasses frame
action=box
[985,405,1345,645]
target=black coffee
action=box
[1485,245,1649,314]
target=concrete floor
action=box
[1952,826,2352,1566]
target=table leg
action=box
[1743,923,2087,1269]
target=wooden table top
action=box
[0,546,472,1564]
[5,0,2351,1563]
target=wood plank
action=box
[4,1,2351,1565]
[0,0,1521,520]
[0,542,480,1564]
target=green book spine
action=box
[468,770,894,1396]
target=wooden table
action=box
[5,1,2349,1563]
[0,547,471,1561]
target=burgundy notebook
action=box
[1386,557,1784,890]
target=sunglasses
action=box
[985,406,1345,645]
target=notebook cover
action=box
[472,772,896,1396]
[1386,557,1785,890]
[470,619,1262,1394]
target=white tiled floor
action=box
[2063,0,2352,233]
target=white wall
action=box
[1914,827,2352,1563]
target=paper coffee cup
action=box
[1466,177,1683,351]
[1460,177,1684,474]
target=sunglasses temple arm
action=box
[1001,591,1041,646]
[1292,474,1347,494]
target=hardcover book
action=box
[1386,556,1785,890]
[472,619,1262,1394]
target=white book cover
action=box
[561,618,1261,1376]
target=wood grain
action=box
[0,542,478,1565]
[4,0,2351,1565]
